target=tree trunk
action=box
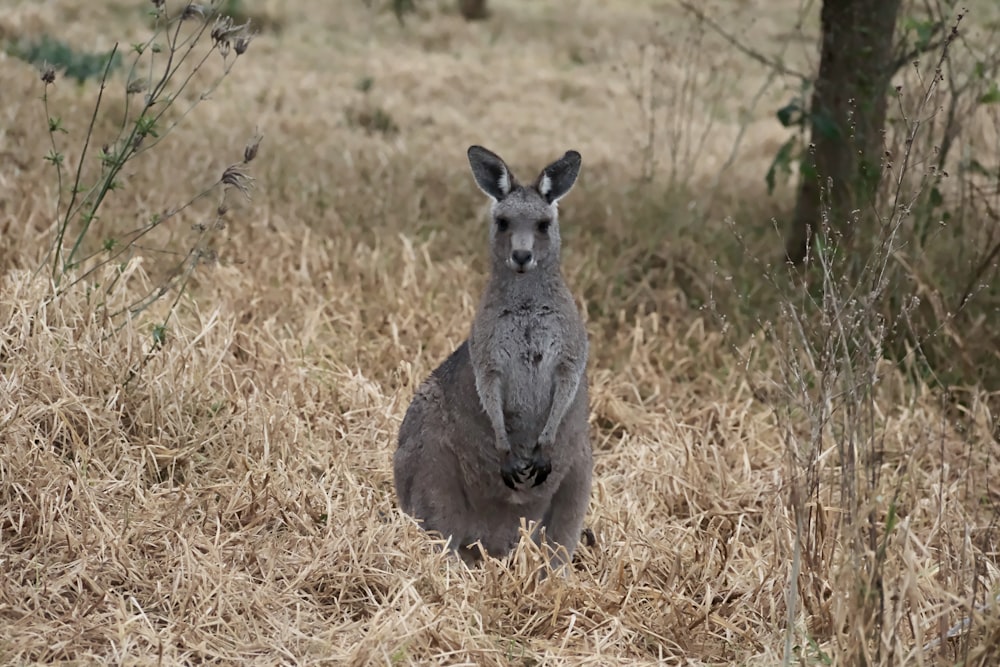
[785,0,903,264]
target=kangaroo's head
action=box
[467,145,581,275]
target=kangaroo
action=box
[394,145,592,568]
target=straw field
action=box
[1,0,999,664]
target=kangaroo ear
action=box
[468,145,517,201]
[536,150,581,204]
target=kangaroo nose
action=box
[511,250,532,267]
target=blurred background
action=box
[2,1,1000,664]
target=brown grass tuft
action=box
[2,0,999,664]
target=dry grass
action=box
[1,0,999,664]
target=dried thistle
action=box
[127,78,149,95]
[220,164,254,198]
[211,16,253,55]
[234,34,251,56]
[150,0,165,8]
[182,3,207,21]
[211,16,235,44]
[41,66,56,84]
[243,133,262,163]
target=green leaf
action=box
[806,636,833,665]
[903,17,935,50]
[99,146,116,168]
[152,325,167,347]
[8,34,122,84]
[979,81,1000,105]
[765,136,798,195]
[885,500,898,534]
[136,114,159,138]
[775,101,802,128]
[800,161,818,182]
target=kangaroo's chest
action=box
[495,304,561,377]
[490,304,561,438]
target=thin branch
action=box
[677,0,810,82]
[890,24,950,74]
[54,42,120,278]
[957,238,1000,311]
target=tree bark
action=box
[785,0,903,264]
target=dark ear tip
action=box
[564,150,582,165]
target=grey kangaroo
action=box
[394,145,592,568]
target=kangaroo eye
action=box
[495,217,510,233]
[536,219,551,234]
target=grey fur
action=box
[394,145,591,568]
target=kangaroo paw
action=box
[530,451,552,487]
[501,449,552,490]
[501,454,531,490]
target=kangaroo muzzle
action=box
[508,234,536,272]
